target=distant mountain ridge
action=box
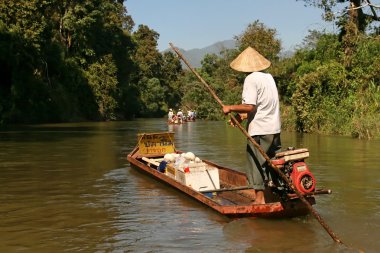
[167,40,237,68]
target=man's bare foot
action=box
[253,190,265,204]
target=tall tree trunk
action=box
[349,0,367,32]
[343,0,364,67]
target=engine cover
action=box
[290,162,316,193]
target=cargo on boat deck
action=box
[129,132,331,218]
[175,163,220,191]
[142,156,221,191]
[164,161,220,191]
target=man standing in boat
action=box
[168,108,174,121]
[222,47,281,204]
[177,109,184,123]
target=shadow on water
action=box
[0,119,378,252]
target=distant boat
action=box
[127,132,331,218]
[167,118,183,124]
[184,116,196,122]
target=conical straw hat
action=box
[230,47,271,72]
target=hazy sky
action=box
[126,0,338,52]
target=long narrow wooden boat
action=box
[127,132,330,218]
[184,117,196,122]
[167,119,183,125]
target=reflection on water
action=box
[0,119,379,252]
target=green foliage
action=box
[291,60,348,132]
[161,51,182,83]
[132,25,162,79]
[85,55,118,120]
[235,20,282,61]
[2,0,380,141]
[350,82,380,139]
[50,57,98,121]
[131,25,184,117]
[350,36,380,88]
[298,0,369,31]
[178,51,237,120]
[273,29,380,139]
[138,77,167,117]
[180,79,221,120]
[0,0,184,124]
[0,0,137,125]
[160,51,183,109]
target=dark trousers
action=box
[246,134,281,190]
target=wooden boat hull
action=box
[127,146,322,218]
[167,120,183,125]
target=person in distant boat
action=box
[171,114,178,123]
[187,109,194,120]
[168,108,174,121]
[177,109,184,123]
[222,47,281,204]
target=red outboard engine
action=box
[271,148,316,194]
[290,161,316,193]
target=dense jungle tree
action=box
[299,0,380,65]
[160,51,183,110]
[234,20,282,62]
[272,27,380,138]
[51,0,136,120]
[132,25,183,117]
[0,0,137,124]
[299,0,380,31]
[85,54,118,120]
[132,25,162,79]
[277,1,380,138]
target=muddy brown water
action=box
[0,119,379,252]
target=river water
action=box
[0,119,379,253]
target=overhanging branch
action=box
[367,0,379,19]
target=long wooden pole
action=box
[169,42,344,244]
